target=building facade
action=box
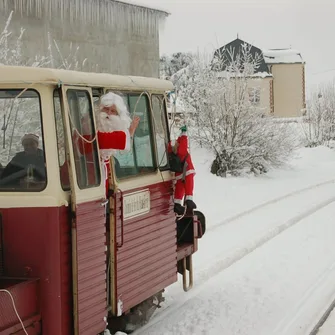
[0,0,169,77]
[213,38,306,118]
[263,49,306,117]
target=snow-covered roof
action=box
[0,65,174,91]
[116,0,170,15]
[217,71,273,79]
[262,49,304,64]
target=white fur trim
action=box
[174,199,183,205]
[124,129,131,151]
[101,160,108,183]
[185,195,193,200]
[185,169,196,176]
[175,170,196,180]
[100,148,116,161]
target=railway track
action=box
[209,178,335,232]
[132,187,335,335]
[309,298,335,335]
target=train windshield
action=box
[113,93,169,179]
[0,89,47,191]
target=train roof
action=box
[0,65,174,92]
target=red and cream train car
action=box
[0,65,205,335]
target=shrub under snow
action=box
[175,44,298,177]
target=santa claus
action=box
[168,125,196,215]
[77,92,140,195]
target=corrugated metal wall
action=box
[115,181,177,313]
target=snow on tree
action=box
[302,81,335,147]
[160,52,194,79]
[176,44,297,177]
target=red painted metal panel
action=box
[0,213,3,277]
[0,278,40,332]
[0,315,41,335]
[115,181,177,314]
[119,262,176,297]
[177,244,195,261]
[0,206,72,335]
[117,237,175,262]
[124,276,176,311]
[75,200,107,335]
[117,245,176,279]
[59,206,73,335]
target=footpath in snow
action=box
[132,145,335,335]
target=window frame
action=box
[106,90,158,180]
[65,88,101,190]
[248,87,261,106]
[0,88,47,192]
[53,89,71,191]
[151,93,170,172]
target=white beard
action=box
[96,112,130,133]
[96,111,131,161]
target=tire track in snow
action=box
[134,194,335,335]
[309,294,335,335]
[210,179,335,232]
[272,254,335,335]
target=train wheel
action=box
[108,290,165,334]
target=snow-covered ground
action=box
[131,144,335,335]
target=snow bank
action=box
[191,144,335,230]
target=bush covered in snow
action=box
[302,81,335,148]
[174,44,298,177]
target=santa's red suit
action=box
[74,92,131,195]
[76,130,130,194]
[168,131,196,207]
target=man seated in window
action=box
[0,133,46,185]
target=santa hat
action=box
[21,133,39,145]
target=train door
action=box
[57,86,108,335]
[107,91,177,321]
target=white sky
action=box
[133,0,335,90]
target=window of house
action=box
[248,87,261,106]
[151,94,169,169]
[66,90,101,189]
[0,89,47,191]
[113,93,156,179]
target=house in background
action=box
[262,48,306,117]
[213,38,306,118]
[213,38,273,115]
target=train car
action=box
[0,65,205,335]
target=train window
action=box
[54,90,70,190]
[0,89,47,191]
[151,95,169,169]
[66,90,101,189]
[114,93,156,178]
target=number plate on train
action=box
[123,189,150,220]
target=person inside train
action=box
[0,133,46,185]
